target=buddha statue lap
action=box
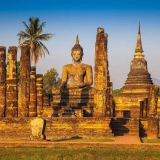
[52,35,94,117]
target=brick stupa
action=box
[114,22,153,118]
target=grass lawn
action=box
[141,137,160,143]
[0,147,160,160]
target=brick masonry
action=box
[0,46,6,117]
[18,44,30,117]
[29,66,37,117]
[0,117,114,140]
[6,46,18,117]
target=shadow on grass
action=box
[48,136,115,142]
[49,136,83,142]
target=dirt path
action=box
[114,136,141,144]
[0,137,160,148]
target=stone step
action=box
[110,118,139,136]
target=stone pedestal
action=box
[52,87,94,117]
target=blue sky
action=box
[1,0,160,89]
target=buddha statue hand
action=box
[77,82,84,88]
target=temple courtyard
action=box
[0,25,160,160]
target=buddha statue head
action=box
[71,35,83,62]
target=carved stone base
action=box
[52,87,94,117]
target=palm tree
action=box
[17,17,53,64]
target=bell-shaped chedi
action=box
[114,22,153,118]
[123,22,152,91]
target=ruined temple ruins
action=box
[0,25,159,140]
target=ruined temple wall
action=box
[0,47,6,117]
[0,117,114,140]
[6,46,18,117]
[114,97,141,118]
[157,96,160,117]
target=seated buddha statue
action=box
[52,35,94,117]
[60,35,93,92]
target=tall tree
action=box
[43,68,61,94]
[17,17,53,64]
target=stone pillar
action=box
[6,46,18,117]
[43,93,50,107]
[29,66,37,117]
[147,117,159,139]
[148,85,159,116]
[0,46,6,117]
[93,28,112,117]
[18,44,30,117]
[36,74,43,116]
[108,82,113,116]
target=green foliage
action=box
[43,68,61,94]
[112,89,121,97]
[17,17,53,65]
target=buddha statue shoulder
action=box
[60,35,93,92]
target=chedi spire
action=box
[135,21,143,54]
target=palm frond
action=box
[22,22,31,34]
[29,17,40,35]
[38,41,50,54]
[33,42,45,64]
[38,33,54,41]
[36,22,46,36]
[17,17,53,65]
[17,31,31,43]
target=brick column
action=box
[36,74,43,116]
[147,117,159,139]
[0,46,6,117]
[93,28,112,117]
[18,44,30,117]
[6,46,18,117]
[29,66,37,117]
[43,93,50,107]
